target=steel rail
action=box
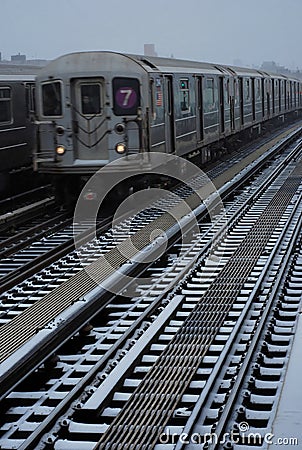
[0,127,300,450]
[0,134,301,449]
[0,132,301,404]
[93,163,302,449]
[174,171,302,450]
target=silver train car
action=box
[33,51,302,197]
[0,74,36,195]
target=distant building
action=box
[144,44,157,57]
[0,50,48,72]
[261,61,290,75]
[11,53,26,63]
[0,52,47,74]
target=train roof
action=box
[133,54,300,81]
[131,53,257,77]
[36,52,148,79]
[36,51,301,83]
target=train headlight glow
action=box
[115,143,126,154]
[56,145,66,155]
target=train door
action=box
[239,78,244,126]
[251,78,256,121]
[196,76,204,142]
[262,79,265,117]
[224,78,231,134]
[219,77,225,133]
[271,80,275,114]
[233,78,240,130]
[230,87,235,131]
[267,80,271,117]
[71,78,108,160]
[164,76,175,153]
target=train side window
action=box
[150,78,155,120]
[179,79,190,112]
[226,79,230,104]
[150,77,164,123]
[25,83,36,118]
[81,83,102,115]
[112,77,140,116]
[234,79,239,106]
[245,79,250,101]
[256,79,261,98]
[204,78,215,110]
[0,88,12,123]
[42,81,62,117]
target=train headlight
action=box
[115,143,126,154]
[56,145,66,155]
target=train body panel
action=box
[33,51,302,193]
[0,75,35,171]
[0,74,37,194]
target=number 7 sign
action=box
[115,87,137,109]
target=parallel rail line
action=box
[0,128,302,449]
[93,162,302,449]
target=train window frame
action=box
[256,79,261,98]
[234,78,239,106]
[274,79,278,95]
[150,78,155,120]
[226,78,230,104]
[205,78,215,107]
[112,77,140,116]
[179,78,190,113]
[41,80,63,118]
[245,78,250,101]
[0,87,12,125]
[25,83,36,119]
[80,83,102,116]
[151,77,164,124]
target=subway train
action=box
[0,73,36,196]
[33,51,302,200]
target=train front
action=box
[33,52,149,198]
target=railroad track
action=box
[0,185,55,233]
[0,211,71,257]
[0,130,301,449]
[0,214,96,295]
[0,122,300,295]
[89,156,302,450]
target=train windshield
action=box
[112,77,140,116]
[42,81,62,116]
[80,83,102,115]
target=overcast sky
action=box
[1,0,301,69]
